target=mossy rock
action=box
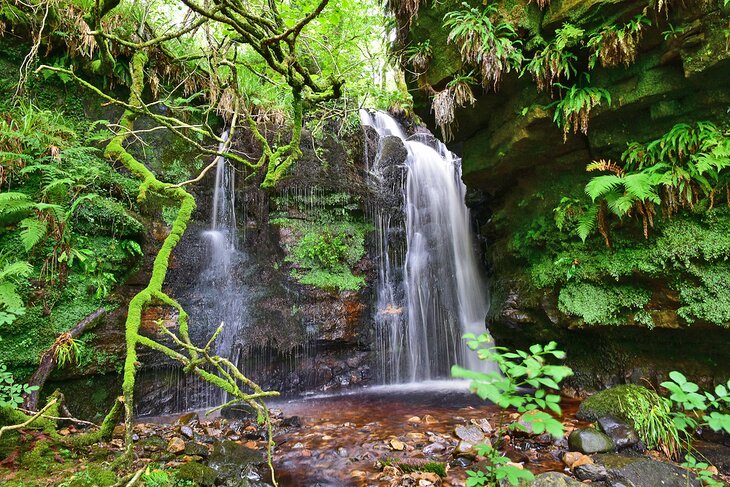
[68,466,117,487]
[74,196,144,238]
[577,384,662,422]
[175,461,218,486]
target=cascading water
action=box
[361,110,493,383]
[191,130,251,407]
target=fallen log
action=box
[22,307,107,410]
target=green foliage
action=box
[682,454,725,487]
[587,14,650,69]
[272,191,369,291]
[660,372,730,481]
[524,23,583,92]
[454,338,573,486]
[383,459,447,477]
[443,2,523,90]
[557,282,651,326]
[579,384,679,456]
[0,360,37,408]
[0,256,33,326]
[552,80,611,141]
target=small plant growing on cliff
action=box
[588,14,651,68]
[453,337,573,485]
[444,3,523,90]
[552,78,611,141]
[524,23,583,93]
[431,73,478,141]
[404,40,432,74]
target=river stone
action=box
[593,453,702,487]
[390,439,406,451]
[454,424,485,444]
[568,428,614,454]
[525,472,584,486]
[180,425,195,439]
[167,437,186,454]
[175,462,217,486]
[597,416,639,449]
[423,442,446,454]
[184,442,210,458]
[176,412,199,426]
[208,440,264,487]
[574,462,608,481]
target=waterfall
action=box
[361,110,493,383]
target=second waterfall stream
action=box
[361,110,496,383]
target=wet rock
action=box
[423,442,446,454]
[180,425,194,439]
[390,439,406,451]
[571,455,593,469]
[574,462,608,481]
[176,412,199,426]
[424,415,438,425]
[175,462,217,486]
[593,453,702,487]
[167,437,186,454]
[451,456,473,467]
[281,416,302,428]
[471,418,493,434]
[336,447,348,457]
[208,440,264,486]
[184,442,210,458]
[408,416,422,423]
[597,416,639,450]
[568,428,614,454]
[527,472,584,486]
[454,424,485,444]
[562,451,584,468]
[141,435,167,452]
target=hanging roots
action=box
[431,89,455,142]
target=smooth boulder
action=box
[568,428,614,454]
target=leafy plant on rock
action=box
[444,2,523,90]
[552,79,611,141]
[662,371,730,485]
[577,122,730,245]
[453,337,573,486]
[524,23,583,93]
[588,13,651,68]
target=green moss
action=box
[577,384,677,451]
[558,282,651,326]
[74,196,144,238]
[579,384,661,421]
[175,461,218,486]
[68,466,117,487]
[271,191,370,292]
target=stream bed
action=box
[269,383,581,486]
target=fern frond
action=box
[0,282,24,314]
[0,192,34,220]
[623,173,660,203]
[585,175,623,201]
[0,261,33,281]
[587,159,625,176]
[19,218,48,251]
[577,205,598,242]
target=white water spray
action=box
[362,110,494,383]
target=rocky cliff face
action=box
[402,0,730,391]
